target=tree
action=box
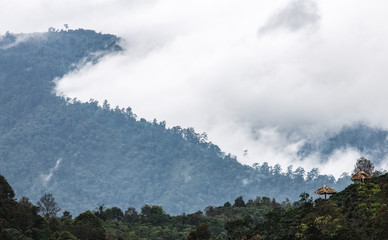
[57,231,77,240]
[18,196,33,208]
[234,196,246,207]
[260,162,271,175]
[294,167,306,183]
[62,211,72,219]
[286,165,293,177]
[140,205,170,225]
[253,209,283,238]
[0,175,15,200]
[94,205,107,221]
[104,207,123,221]
[124,207,139,223]
[73,210,105,240]
[352,156,375,175]
[14,196,43,232]
[272,164,282,176]
[306,168,319,182]
[225,219,251,240]
[37,193,60,217]
[0,175,17,224]
[187,223,212,240]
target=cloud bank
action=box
[259,0,320,33]
[2,0,388,177]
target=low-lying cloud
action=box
[259,0,320,34]
[2,0,388,177]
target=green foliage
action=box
[1,228,30,240]
[124,207,140,223]
[73,210,105,240]
[57,231,77,240]
[0,29,353,216]
[105,207,124,221]
[0,175,45,239]
[252,173,388,240]
[355,182,385,220]
[140,205,171,225]
[234,196,246,208]
[0,175,15,200]
[225,219,251,240]
[1,29,387,240]
[187,223,212,240]
[0,173,387,240]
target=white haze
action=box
[2,0,388,177]
[41,158,62,185]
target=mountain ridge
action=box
[0,29,372,215]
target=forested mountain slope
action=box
[0,29,353,215]
[1,172,386,239]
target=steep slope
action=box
[0,30,351,215]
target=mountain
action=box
[298,124,388,162]
[0,29,362,215]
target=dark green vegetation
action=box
[251,173,388,240]
[1,173,387,239]
[0,29,387,239]
[0,29,354,215]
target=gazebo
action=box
[315,185,336,199]
[351,170,372,182]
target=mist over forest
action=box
[1,1,388,239]
[3,1,388,178]
[1,29,387,218]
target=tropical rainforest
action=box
[0,29,358,215]
[1,172,387,239]
[0,29,387,239]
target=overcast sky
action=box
[2,0,388,177]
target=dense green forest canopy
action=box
[1,173,387,239]
[0,28,374,216]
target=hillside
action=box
[250,173,388,239]
[1,172,386,239]
[0,29,355,215]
